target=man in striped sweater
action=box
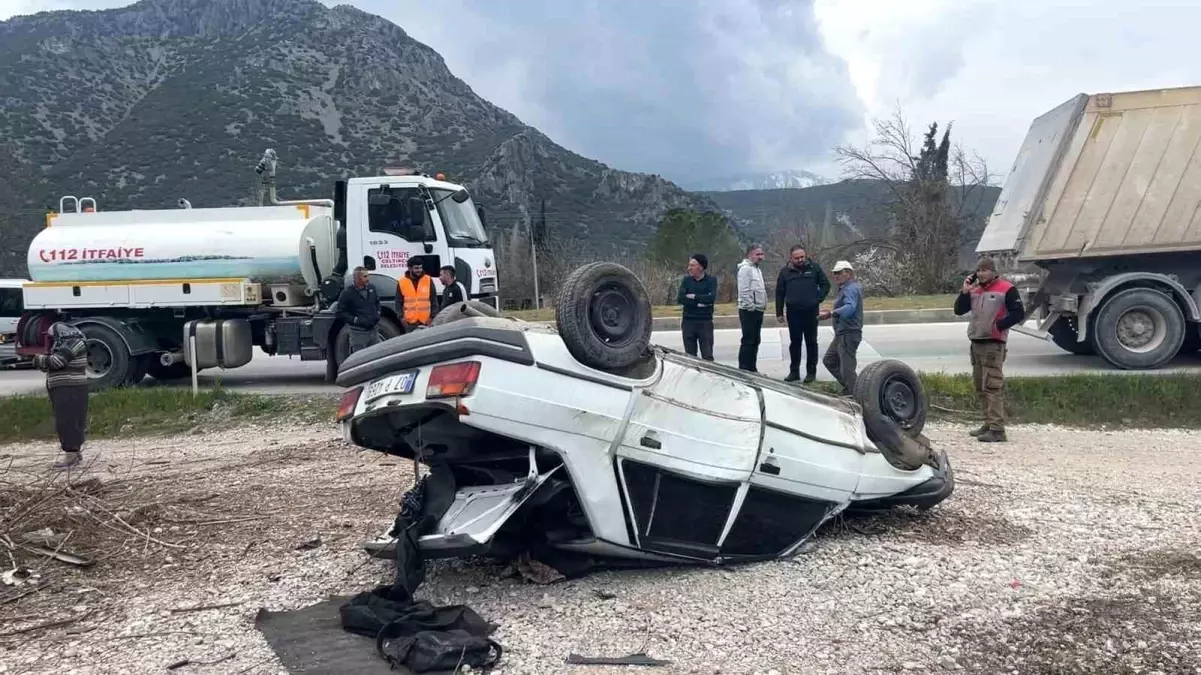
[33,322,90,469]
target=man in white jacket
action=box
[736,244,767,372]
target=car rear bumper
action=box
[848,448,954,511]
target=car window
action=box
[0,288,22,316]
[367,188,437,243]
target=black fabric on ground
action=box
[340,463,502,673]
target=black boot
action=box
[784,371,800,382]
[977,428,1008,443]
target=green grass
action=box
[509,293,958,322]
[816,372,1201,429]
[0,387,338,443]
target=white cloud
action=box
[814,0,1201,182]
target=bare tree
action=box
[834,105,992,294]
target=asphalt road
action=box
[2,321,1199,397]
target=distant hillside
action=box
[702,179,1002,266]
[0,0,718,278]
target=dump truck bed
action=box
[978,85,1201,261]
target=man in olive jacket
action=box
[775,245,831,383]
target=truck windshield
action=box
[431,188,490,248]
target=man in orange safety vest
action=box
[396,258,438,332]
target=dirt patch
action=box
[818,505,1035,547]
[1108,548,1201,581]
[948,593,1201,674]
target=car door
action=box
[715,384,865,559]
[614,355,762,560]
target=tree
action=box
[834,105,992,294]
[647,208,743,303]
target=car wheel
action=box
[555,262,653,371]
[853,359,927,438]
[1048,315,1095,355]
[1092,287,1185,369]
[431,300,502,326]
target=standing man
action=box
[396,258,437,332]
[819,261,863,395]
[953,257,1025,443]
[338,266,382,355]
[736,244,767,372]
[33,322,89,470]
[438,265,468,312]
[677,253,717,361]
[775,245,831,383]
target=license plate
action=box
[363,370,418,402]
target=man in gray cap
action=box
[819,260,863,395]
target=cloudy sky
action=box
[3,0,1201,190]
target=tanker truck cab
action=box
[343,175,497,314]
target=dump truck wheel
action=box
[431,300,502,326]
[1048,316,1095,356]
[555,262,653,371]
[853,358,927,438]
[1092,288,1185,369]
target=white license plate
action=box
[363,370,418,402]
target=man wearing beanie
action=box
[677,253,718,360]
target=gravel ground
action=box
[1,421,1199,675]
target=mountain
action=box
[0,0,720,278]
[702,180,1002,268]
[686,169,831,192]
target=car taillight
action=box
[336,387,362,422]
[427,361,481,399]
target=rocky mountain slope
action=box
[689,169,831,192]
[0,0,717,277]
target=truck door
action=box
[346,184,447,305]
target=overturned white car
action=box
[337,263,952,568]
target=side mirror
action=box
[451,189,470,204]
[476,205,487,229]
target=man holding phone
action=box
[953,257,1025,442]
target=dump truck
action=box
[14,152,500,390]
[977,86,1201,369]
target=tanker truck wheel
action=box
[79,323,132,392]
[329,317,401,380]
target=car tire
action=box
[853,358,927,438]
[431,300,503,326]
[555,262,653,371]
[1048,315,1095,355]
[1091,287,1185,369]
[78,323,131,392]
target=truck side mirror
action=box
[476,205,487,229]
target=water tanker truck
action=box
[977,85,1201,369]
[15,153,500,390]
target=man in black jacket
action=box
[338,266,383,355]
[676,253,718,360]
[439,265,468,311]
[775,245,831,383]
